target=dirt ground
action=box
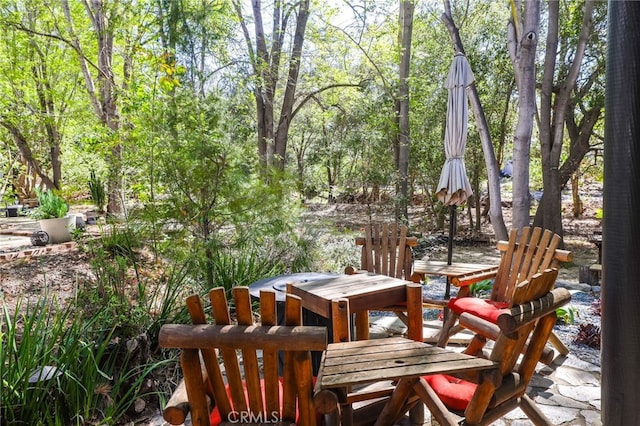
[0,188,603,315]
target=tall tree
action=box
[60,0,128,215]
[0,1,80,194]
[533,0,598,235]
[395,0,414,223]
[233,0,310,171]
[507,0,540,230]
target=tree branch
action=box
[291,83,362,125]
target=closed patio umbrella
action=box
[436,53,474,297]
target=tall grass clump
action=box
[88,170,106,213]
[0,297,168,425]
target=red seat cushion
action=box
[423,374,478,411]
[448,297,510,323]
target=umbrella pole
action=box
[447,205,456,266]
[445,205,456,303]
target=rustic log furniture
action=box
[313,337,498,426]
[159,287,327,426]
[344,222,448,326]
[314,268,570,426]
[435,227,572,361]
[286,273,423,342]
[288,274,424,424]
[344,223,417,280]
[416,268,571,425]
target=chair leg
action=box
[519,394,553,426]
[437,311,459,347]
[548,331,570,356]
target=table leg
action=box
[443,277,451,322]
[354,310,370,340]
[331,299,351,343]
[373,377,419,426]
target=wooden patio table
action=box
[314,336,498,426]
[287,273,423,342]
[413,259,499,300]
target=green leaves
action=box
[30,189,68,219]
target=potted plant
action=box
[30,190,75,244]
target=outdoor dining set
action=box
[158,224,573,426]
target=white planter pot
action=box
[38,215,76,244]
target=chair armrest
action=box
[497,288,571,334]
[163,378,212,425]
[163,379,190,425]
[345,266,368,275]
[163,352,213,425]
[451,267,500,287]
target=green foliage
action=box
[30,189,68,219]
[556,305,579,325]
[88,170,106,213]
[98,225,141,259]
[0,298,167,425]
[469,279,494,298]
[197,244,285,294]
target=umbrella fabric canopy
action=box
[436,53,474,206]
[436,54,475,276]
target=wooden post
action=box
[331,298,350,343]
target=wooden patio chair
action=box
[345,223,417,280]
[345,223,441,330]
[413,268,571,425]
[159,287,327,426]
[437,227,573,361]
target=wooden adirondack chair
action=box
[437,227,573,360]
[345,223,442,329]
[416,268,571,425]
[159,287,327,426]
[345,223,417,279]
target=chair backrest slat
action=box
[209,288,247,417]
[232,287,264,416]
[381,223,389,275]
[282,292,304,420]
[396,224,408,278]
[356,223,415,281]
[259,290,280,415]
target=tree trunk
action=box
[396,0,414,225]
[62,0,123,215]
[0,121,56,190]
[273,0,310,170]
[507,0,540,231]
[571,171,583,218]
[533,0,595,236]
[234,0,309,172]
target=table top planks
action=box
[413,260,498,277]
[287,273,410,318]
[318,337,497,389]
